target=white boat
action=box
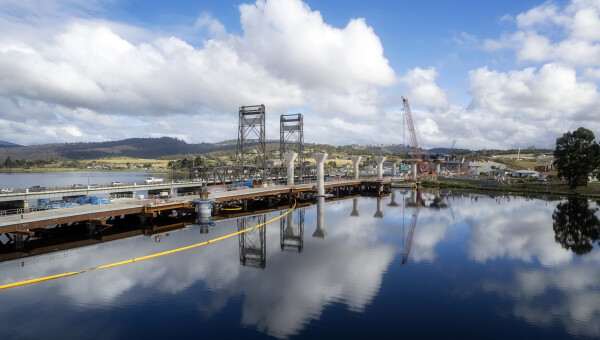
[145,177,164,184]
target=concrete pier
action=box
[374,157,386,179]
[392,162,397,176]
[313,153,328,196]
[350,156,362,180]
[350,197,359,217]
[313,197,327,238]
[411,162,418,180]
[283,152,298,185]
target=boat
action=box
[145,177,164,184]
[390,178,417,189]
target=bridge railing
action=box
[1,179,206,195]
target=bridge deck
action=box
[0,180,388,234]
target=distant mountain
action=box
[0,137,240,160]
[0,140,21,147]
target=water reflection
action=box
[238,215,267,268]
[373,197,384,218]
[312,197,327,238]
[2,191,600,339]
[350,197,360,217]
[552,198,600,255]
[280,209,304,252]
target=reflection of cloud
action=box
[0,201,395,339]
[483,265,600,338]
[466,198,572,266]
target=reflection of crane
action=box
[402,190,422,265]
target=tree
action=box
[552,197,600,255]
[553,127,600,188]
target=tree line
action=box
[553,127,600,188]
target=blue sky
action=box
[0,0,597,149]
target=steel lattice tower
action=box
[280,113,304,179]
[237,105,266,179]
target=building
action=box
[512,169,539,178]
[266,159,282,167]
[534,164,554,172]
[468,161,506,174]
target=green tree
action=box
[553,127,600,188]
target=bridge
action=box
[0,179,389,249]
[0,180,205,202]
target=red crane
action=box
[402,97,420,161]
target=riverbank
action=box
[0,168,171,174]
[422,178,600,199]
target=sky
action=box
[0,0,598,150]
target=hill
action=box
[0,137,240,160]
[0,140,22,147]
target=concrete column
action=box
[283,152,298,185]
[313,153,328,196]
[392,162,397,176]
[350,156,362,180]
[435,162,441,174]
[374,197,384,218]
[313,197,327,238]
[350,197,360,217]
[411,163,418,180]
[374,157,386,179]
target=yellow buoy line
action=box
[0,200,297,291]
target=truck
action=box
[144,177,164,184]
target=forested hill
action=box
[0,137,239,160]
[0,140,21,147]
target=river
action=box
[0,180,599,338]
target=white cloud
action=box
[486,0,600,67]
[0,0,397,145]
[400,67,448,110]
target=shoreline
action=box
[422,179,600,199]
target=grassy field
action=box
[81,157,172,168]
[495,158,542,170]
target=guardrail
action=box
[0,180,205,196]
[0,205,53,216]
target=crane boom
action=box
[402,97,420,160]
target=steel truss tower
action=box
[280,113,304,180]
[238,215,267,269]
[238,105,266,180]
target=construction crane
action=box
[450,132,458,151]
[402,97,420,161]
[402,97,433,174]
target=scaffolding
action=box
[237,105,266,181]
[280,113,304,181]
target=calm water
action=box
[1,190,599,339]
[0,171,155,189]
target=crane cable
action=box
[0,200,297,291]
